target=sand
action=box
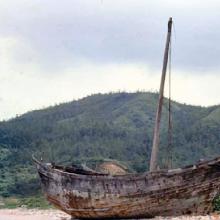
[0,209,220,220]
[0,209,70,220]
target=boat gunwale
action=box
[33,155,220,181]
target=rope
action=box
[167,31,173,169]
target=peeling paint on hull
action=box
[34,157,220,219]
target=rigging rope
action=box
[167,31,173,169]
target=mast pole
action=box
[149,17,172,172]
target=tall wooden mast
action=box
[149,17,172,172]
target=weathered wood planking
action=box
[34,156,220,219]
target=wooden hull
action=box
[34,157,220,219]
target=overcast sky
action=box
[1,0,220,120]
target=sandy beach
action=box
[0,209,70,220]
[0,209,220,220]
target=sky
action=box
[1,0,220,120]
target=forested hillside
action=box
[0,92,220,197]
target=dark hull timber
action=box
[34,156,220,219]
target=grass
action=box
[0,196,52,209]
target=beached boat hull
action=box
[34,157,220,219]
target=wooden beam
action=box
[149,17,172,172]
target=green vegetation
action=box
[0,196,51,209]
[0,92,220,200]
[213,196,220,211]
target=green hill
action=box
[0,92,220,197]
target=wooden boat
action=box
[34,18,220,218]
[33,156,220,218]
